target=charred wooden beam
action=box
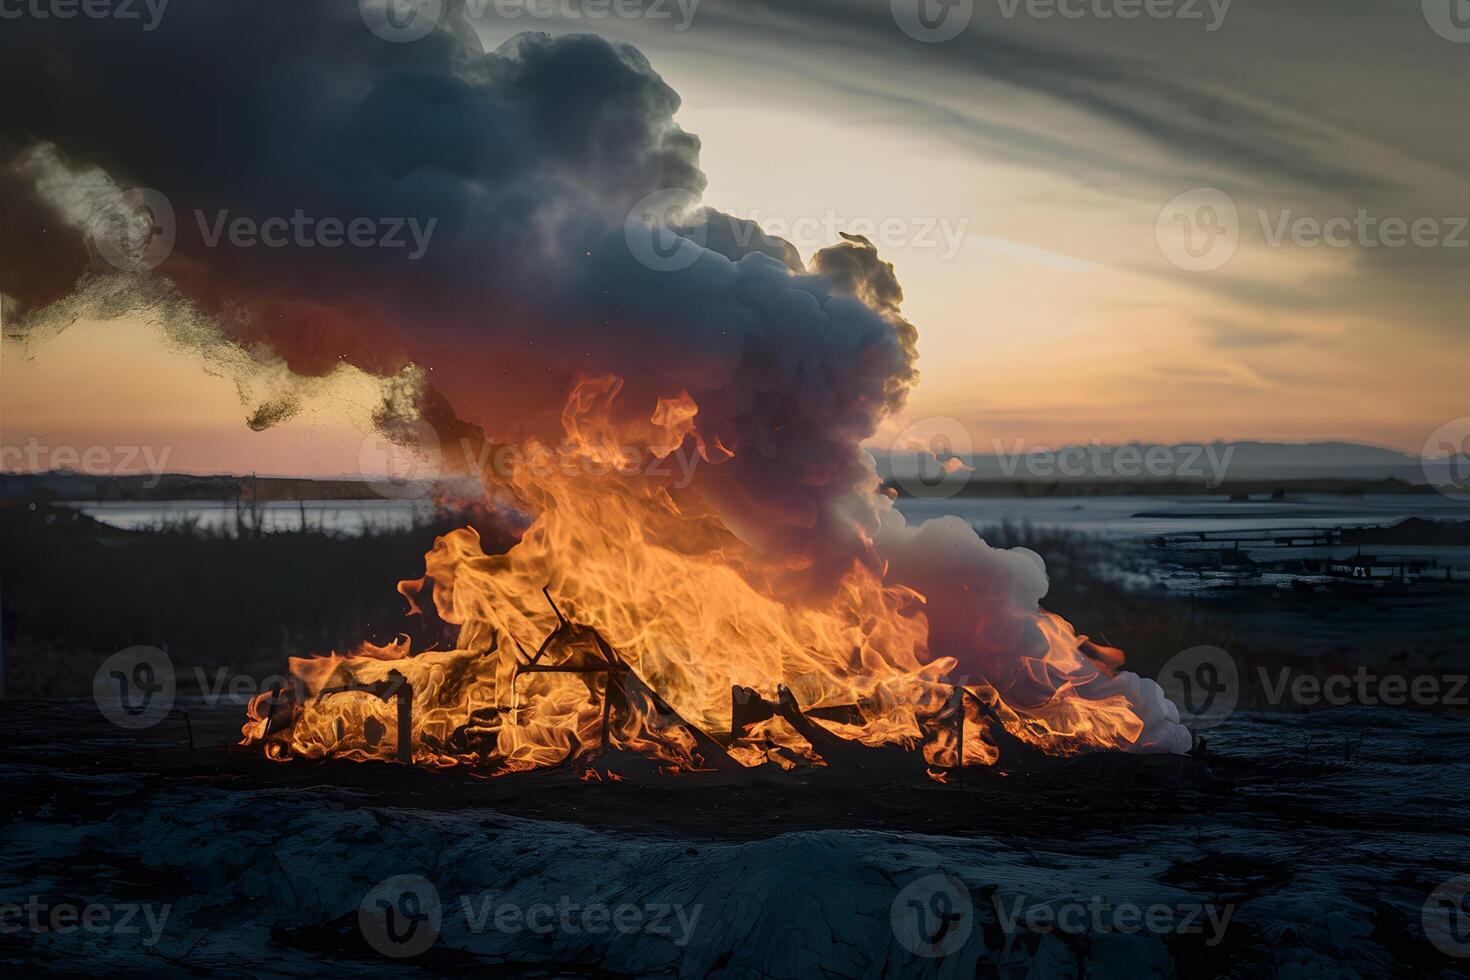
[730,684,917,776]
[806,703,867,727]
[731,686,864,739]
[262,682,296,737]
[730,685,777,740]
[954,685,1056,773]
[543,585,568,626]
[610,666,737,772]
[511,616,738,773]
[317,669,414,765]
[774,685,875,768]
[952,686,964,784]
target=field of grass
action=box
[0,501,509,698]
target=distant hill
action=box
[873,440,1427,487]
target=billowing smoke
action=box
[0,2,1187,752]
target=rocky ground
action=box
[1,698,1468,977]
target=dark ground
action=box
[2,497,1469,975]
[1,697,1467,976]
[0,500,492,698]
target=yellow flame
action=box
[244,377,1149,773]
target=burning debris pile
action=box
[240,382,1188,778]
[241,581,1178,780]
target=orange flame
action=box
[243,378,1159,774]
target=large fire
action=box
[242,377,1177,776]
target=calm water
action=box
[66,498,438,535]
[894,492,1470,538]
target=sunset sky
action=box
[3,0,1466,476]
